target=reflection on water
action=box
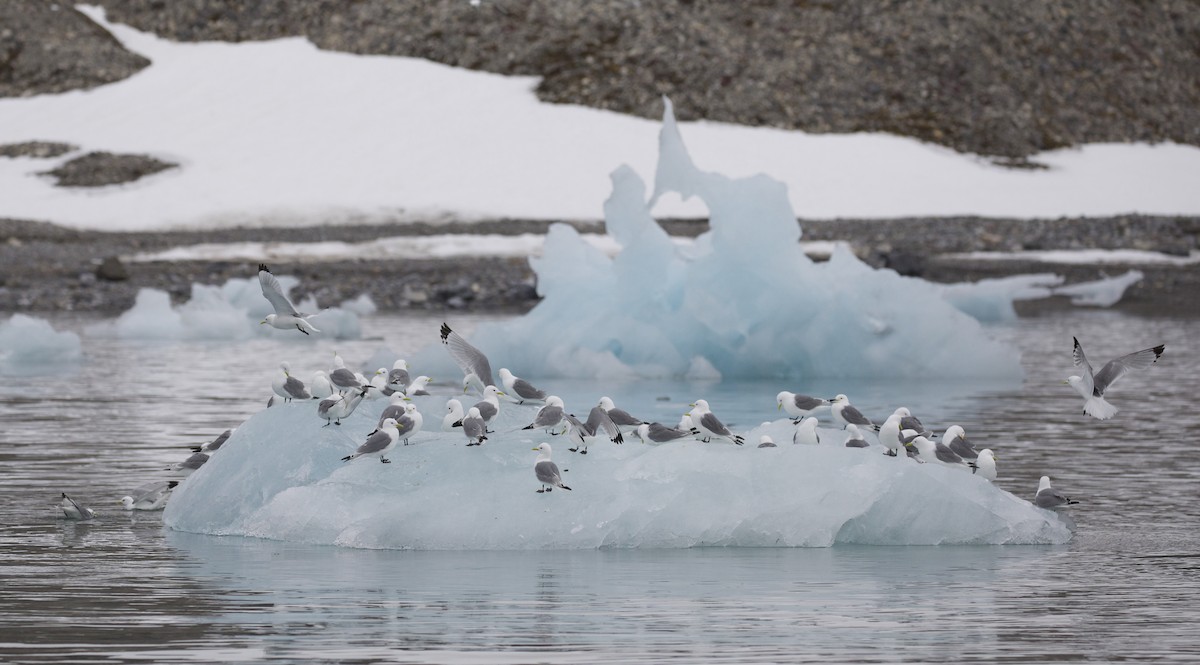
[2,310,1199,662]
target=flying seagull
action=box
[258,264,321,335]
[1067,336,1165,420]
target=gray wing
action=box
[647,422,689,442]
[1092,344,1165,396]
[699,411,733,437]
[840,405,873,427]
[318,395,341,416]
[1071,337,1095,378]
[328,368,361,388]
[463,416,486,439]
[207,429,232,452]
[948,435,978,460]
[899,415,925,433]
[440,323,494,388]
[535,460,562,485]
[182,452,210,469]
[532,405,564,428]
[62,493,89,517]
[474,401,498,422]
[258,264,301,317]
[586,406,623,441]
[394,414,417,438]
[386,368,411,390]
[607,408,643,427]
[283,376,310,399]
[933,442,964,465]
[845,438,870,448]
[1035,488,1075,509]
[564,413,590,435]
[356,429,394,455]
[131,481,171,501]
[512,378,547,401]
[377,405,405,427]
[792,394,827,410]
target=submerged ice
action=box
[427,100,1025,380]
[163,401,1071,548]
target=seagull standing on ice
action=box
[844,424,870,448]
[909,434,969,469]
[532,443,571,493]
[1033,475,1079,509]
[406,375,433,396]
[309,371,334,399]
[1067,337,1165,420]
[522,396,565,435]
[792,416,820,445]
[775,392,831,422]
[440,322,495,396]
[442,399,465,432]
[271,362,311,402]
[942,425,978,462]
[318,385,370,426]
[634,422,693,444]
[599,396,643,432]
[328,352,364,393]
[498,368,547,404]
[342,418,402,463]
[830,394,877,431]
[385,359,411,395]
[688,399,744,445]
[973,449,997,481]
[462,407,488,446]
[257,264,321,335]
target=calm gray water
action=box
[2,309,1198,663]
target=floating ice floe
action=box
[163,399,1072,549]
[90,274,362,341]
[0,314,83,373]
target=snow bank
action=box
[0,314,83,372]
[163,401,1071,548]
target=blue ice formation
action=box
[95,274,362,341]
[0,314,82,373]
[163,401,1072,548]
[430,100,1024,380]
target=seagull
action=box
[1067,337,1165,420]
[60,492,96,520]
[598,396,643,431]
[1034,475,1079,509]
[368,368,390,397]
[522,395,565,435]
[454,385,504,429]
[776,391,831,422]
[341,418,402,463]
[328,352,364,393]
[894,407,932,438]
[844,424,870,448]
[688,399,744,445]
[792,416,820,445]
[942,425,978,461]
[909,434,968,469]
[757,435,778,448]
[442,399,465,432]
[385,359,411,395]
[170,451,210,476]
[374,393,412,431]
[392,403,423,445]
[257,263,320,335]
[309,371,334,400]
[440,322,495,396]
[533,443,571,493]
[406,375,432,396]
[973,449,997,481]
[634,422,693,444]
[877,411,904,456]
[120,481,178,511]
[585,406,624,445]
[462,407,488,446]
[830,394,877,431]
[192,428,234,454]
[317,385,370,426]
[498,368,547,404]
[271,362,311,403]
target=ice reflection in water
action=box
[1,310,1198,663]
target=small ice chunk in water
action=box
[0,314,82,372]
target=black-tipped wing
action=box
[839,405,873,427]
[535,460,563,485]
[356,430,394,455]
[317,395,342,416]
[1035,488,1077,509]
[933,442,964,465]
[377,405,405,427]
[607,408,643,428]
[647,422,689,442]
[463,416,487,439]
[586,406,623,442]
[947,435,978,461]
[532,405,564,428]
[328,368,361,389]
[792,394,827,411]
[258,264,301,317]
[699,412,733,437]
[440,323,495,389]
[1092,344,1165,396]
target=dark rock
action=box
[0,141,77,159]
[95,255,129,281]
[40,151,177,188]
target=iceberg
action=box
[0,314,83,373]
[422,100,1024,380]
[91,274,362,341]
[164,402,1072,548]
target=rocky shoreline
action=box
[2,215,1196,316]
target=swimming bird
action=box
[598,396,643,431]
[257,263,320,335]
[440,322,495,396]
[341,418,401,463]
[844,423,870,448]
[688,399,744,445]
[973,449,997,481]
[776,391,831,422]
[792,416,820,445]
[442,398,465,432]
[60,492,96,520]
[271,362,311,402]
[498,367,547,404]
[120,481,177,511]
[830,394,877,431]
[634,422,694,444]
[522,395,565,435]
[1067,337,1165,420]
[1034,475,1079,509]
[942,425,978,461]
[462,407,488,446]
[533,443,571,493]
